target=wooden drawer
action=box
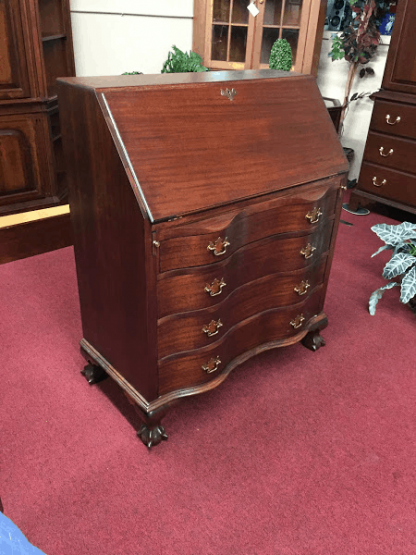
[157,178,340,272]
[359,162,416,207]
[364,132,416,175]
[157,224,334,318]
[158,259,326,359]
[371,100,416,140]
[158,289,324,395]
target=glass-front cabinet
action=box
[194,0,326,75]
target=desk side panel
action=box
[57,82,158,401]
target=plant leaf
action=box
[371,222,416,246]
[382,253,416,279]
[400,266,416,304]
[369,282,399,315]
[371,244,391,258]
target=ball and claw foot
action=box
[301,330,326,352]
[81,363,108,385]
[137,423,168,450]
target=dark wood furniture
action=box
[58,70,348,448]
[193,0,327,75]
[349,0,416,214]
[0,0,75,216]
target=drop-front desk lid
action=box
[60,71,348,223]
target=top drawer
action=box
[371,100,416,140]
[156,177,341,272]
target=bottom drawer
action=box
[158,287,323,395]
[359,162,416,207]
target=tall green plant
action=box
[161,46,208,73]
[369,222,416,315]
[329,0,393,133]
[269,39,293,71]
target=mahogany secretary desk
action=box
[57,71,348,448]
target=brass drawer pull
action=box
[204,277,226,297]
[202,356,221,374]
[379,147,393,157]
[202,319,223,337]
[300,243,316,259]
[207,237,230,257]
[305,207,322,224]
[290,314,305,329]
[372,176,387,187]
[386,114,401,125]
[294,280,310,296]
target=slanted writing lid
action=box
[98,71,348,222]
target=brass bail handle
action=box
[202,319,223,337]
[207,237,230,257]
[204,278,227,297]
[379,147,393,157]
[372,177,387,187]
[202,356,221,374]
[385,114,401,125]
[290,314,305,329]
[305,207,322,224]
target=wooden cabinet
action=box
[57,71,348,448]
[350,0,416,214]
[193,0,327,75]
[0,0,75,216]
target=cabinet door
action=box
[198,0,326,75]
[0,114,53,210]
[0,0,32,99]
[251,0,325,74]
[382,0,416,94]
[203,0,256,70]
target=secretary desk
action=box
[57,70,348,448]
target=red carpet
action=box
[1,204,415,555]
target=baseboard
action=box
[0,205,72,265]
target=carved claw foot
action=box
[81,363,108,385]
[137,423,168,450]
[301,329,326,352]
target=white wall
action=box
[317,31,391,180]
[69,0,194,76]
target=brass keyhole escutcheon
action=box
[305,207,322,224]
[202,356,221,374]
[207,237,230,257]
[294,280,310,296]
[300,243,316,259]
[204,278,227,297]
[290,314,305,329]
[202,319,223,337]
[220,88,237,101]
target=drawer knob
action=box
[294,280,310,296]
[305,207,322,224]
[202,356,221,374]
[300,243,316,259]
[379,147,394,157]
[385,114,401,125]
[204,277,226,296]
[202,319,223,337]
[372,176,387,187]
[207,236,230,256]
[290,314,305,329]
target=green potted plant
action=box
[269,38,293,71]
[369,222,416,315]
[329,0,393,134]
[161,46,208,73]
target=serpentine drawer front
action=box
[58,71,348,448]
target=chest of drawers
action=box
[58,71,348,448]
[349,0,416,215]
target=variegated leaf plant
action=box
[369,222,416,315]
